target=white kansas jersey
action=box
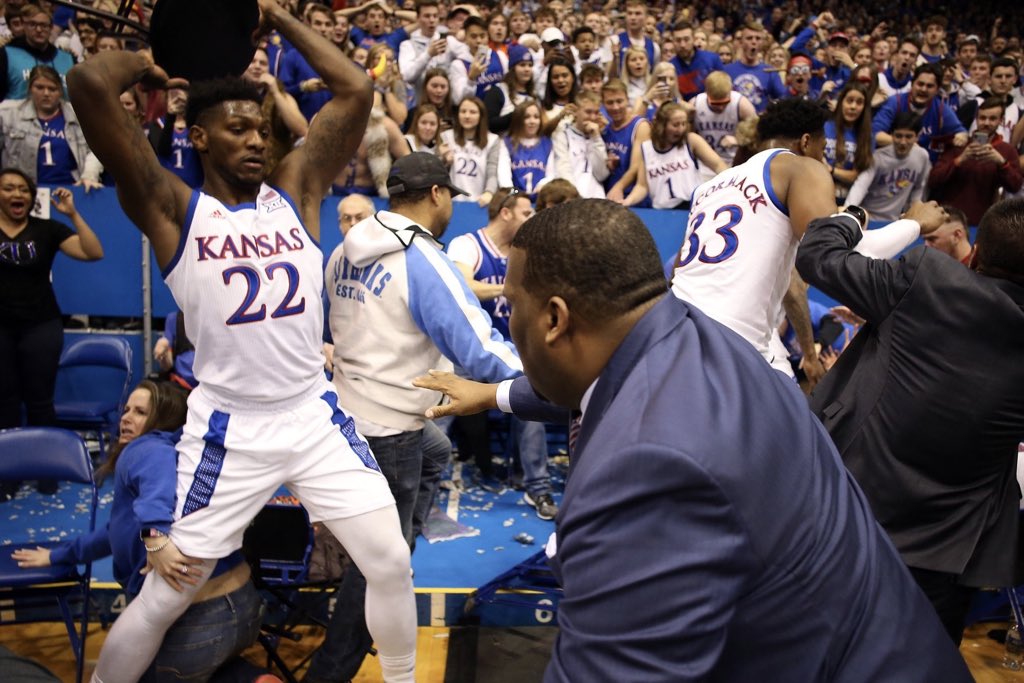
[640,139,703,209]
[441,129,511,201]
[163,184,326,405]
[694,91,741,164]
[671,148,796,374]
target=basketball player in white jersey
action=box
[672,98,947,384]
[693,70,756,167]
[67,2,417,682]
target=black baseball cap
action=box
[387,152,468,197]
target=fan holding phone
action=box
[928,97,1023,226]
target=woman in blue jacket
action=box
[12,380,264,682]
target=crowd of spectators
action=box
[0,0,1019,519]
[0,0,1018,223]
[0,2,1022,675]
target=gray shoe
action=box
[524,492,558,520]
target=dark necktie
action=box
[568,411,582,456]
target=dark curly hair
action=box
[185,77,263,129]
[891,111,923,133]
[756,98,827,144]
[0,167,37,206]
[510,199,666,323]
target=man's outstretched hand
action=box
[412,370,500,418]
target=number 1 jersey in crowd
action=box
[163,185,326,405]
[671,148,795,369]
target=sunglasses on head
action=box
[499,187,523,211]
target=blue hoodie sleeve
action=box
[791,26,816,55]
[278,50,303,98]
[768,70,787,101]
[872,97,897,135]
[49,526,113,566]
[163,311,177,345]
[406,240,523,383]
[123,434,178,535]
[938,103,966,136]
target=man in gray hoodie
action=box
[310,152,527,682]
[844,111,931,221]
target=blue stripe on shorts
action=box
[181,410,230,517]
[319,391,380,472]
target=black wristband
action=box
[844,204,868,229]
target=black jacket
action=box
[798,213,1024,587]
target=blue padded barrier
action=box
[53,188,963,318]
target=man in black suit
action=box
[796,198,1024,645]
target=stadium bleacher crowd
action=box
[0,0,1017,217]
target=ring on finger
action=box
[180,565,188,575]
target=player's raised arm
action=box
[66,52,189,269]
[264,0,372,233]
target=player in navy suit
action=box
[423,199,970,681]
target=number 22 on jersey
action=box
[677,204,744,267]
[223,262,306,325]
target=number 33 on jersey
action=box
[671,149,797,361]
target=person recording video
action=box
[929,96,1022,225]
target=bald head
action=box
[338,194,376,236]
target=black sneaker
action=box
[524,492,558,520]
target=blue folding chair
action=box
[0,428,98,683]
[54,336,133,462]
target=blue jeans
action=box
[510,416,552,498]
[304,429,423,682]
[413,420,452,541]
[140,580,263,682]
[367,430,424,545]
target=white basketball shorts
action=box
[169,378,394,559]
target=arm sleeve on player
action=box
[851,218,921,259]
[844,166,874,206]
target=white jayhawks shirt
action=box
[163,184,326,405]
[671,148,796,375]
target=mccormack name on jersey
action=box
[692,173,768,213]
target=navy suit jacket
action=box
[798,214,1024,587]
[542,294,969,682]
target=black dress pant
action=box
[909,566,978,646]
[0,318,64,497]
